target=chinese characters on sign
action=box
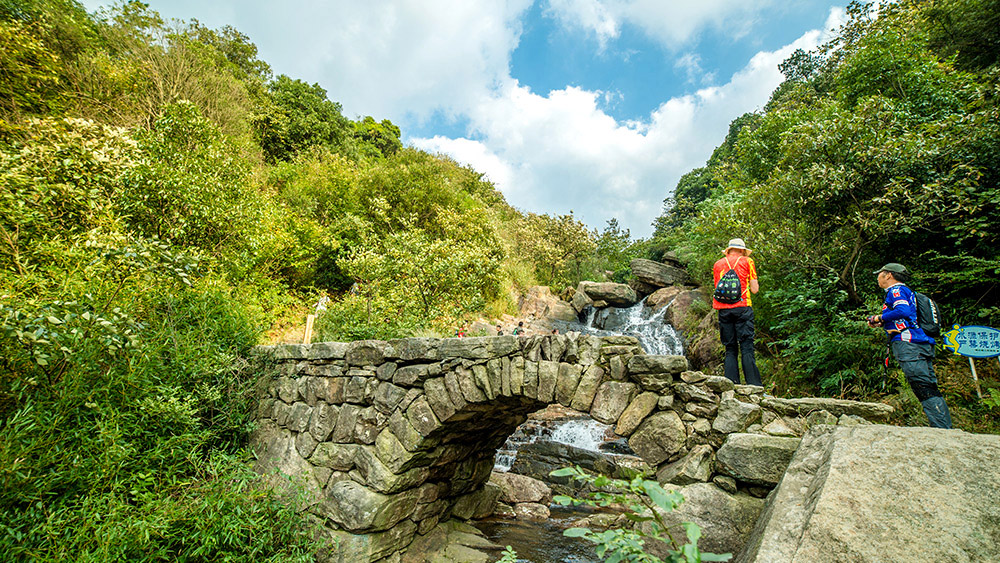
[942,325,1000,359]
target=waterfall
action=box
[494,296,685,471]
[552,297,684,356]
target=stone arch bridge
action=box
[252,334,890,562]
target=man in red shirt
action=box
[712,238,762,386]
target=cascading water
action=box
[552,297,685,356]
[496,295,686,471]
[482,297,687,561]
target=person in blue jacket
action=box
[867,263,952,428]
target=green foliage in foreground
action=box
[550,466,731,563]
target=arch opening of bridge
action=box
[252,334,721,562]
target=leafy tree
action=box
[353,115,402,159]
[922,0,1000,70]
[0,18,61,118]
[254,75,353,162]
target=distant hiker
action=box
[867,263,952,428]
[496,325,504,336]
[712,238,762,386]
[512,321,524,336]
[455,322,467,338]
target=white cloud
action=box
[412,10,839,237]
[674,52,716,85]
[546,0,778,49]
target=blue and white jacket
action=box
[880,283,933,345]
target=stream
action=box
[478,298,682,562]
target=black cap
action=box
[873,263,909,275]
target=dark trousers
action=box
[892,340,952,429]
[718,306,762,386]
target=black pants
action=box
[892,340,952,429]
[718,306,762,386]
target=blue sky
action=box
[81,0,845,237]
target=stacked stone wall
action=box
[251,334,892,562]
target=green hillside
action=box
[1,0,998,560]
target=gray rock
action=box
[489,472,553,504]
[513,502,550,520]
[702,375,736,394]
[392,364,431,387]
[555,363,583,406]
[571,290,594,313]
[374,382,407,414]
[713,475,738,494]
[680,370,708,384]
[760,396,892,422]
[631,258,690,287]
[439,337,491,359]
[627,355,688,392]
[545,300,580,323]
[307,341,350,360]
[376,361,398,381]
[837,413,871,426]
[450,483,502,520]
[628,411,686,466]
[715,433,800,487]
[615,392,659,437]
[570,365,604,412]
[266,344,309,360]
[644,286,684,313]
[318,480,420,532]
[713,398,762,434]
[326,520,418,563]
[656,444,714,485]
[388,338,440,361]
[804,409,838,427]
[354,445,430,494]
[345,340,391,366]
[739,425,1000,563]
[762,418,799,437]
[578,281,639,308]
[406,396,441,437]
[509,440,650,486]
[590,381,639,424]
[311,442,358,471]
[250,422,325,503]
[309,402,338,442]
[401,520,498,563]
[641,483,764,560]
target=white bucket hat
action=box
[723,238,752,255]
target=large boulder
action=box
[631,258,691,287]
[644,286,684,313]
[544,300,580,323]
[518,286,561,319]
[578,281,639,308]
[715,433,800,487]
[628,278,660,298]
[760,396,893,422]
[509,440,651,490]
[664,289,709,331]
[685,311,722,371]
[489,471,552,504]
[401,519,501,563]
[642,483,765,559]
[570,290,594,313]
[739,425,1000,563]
